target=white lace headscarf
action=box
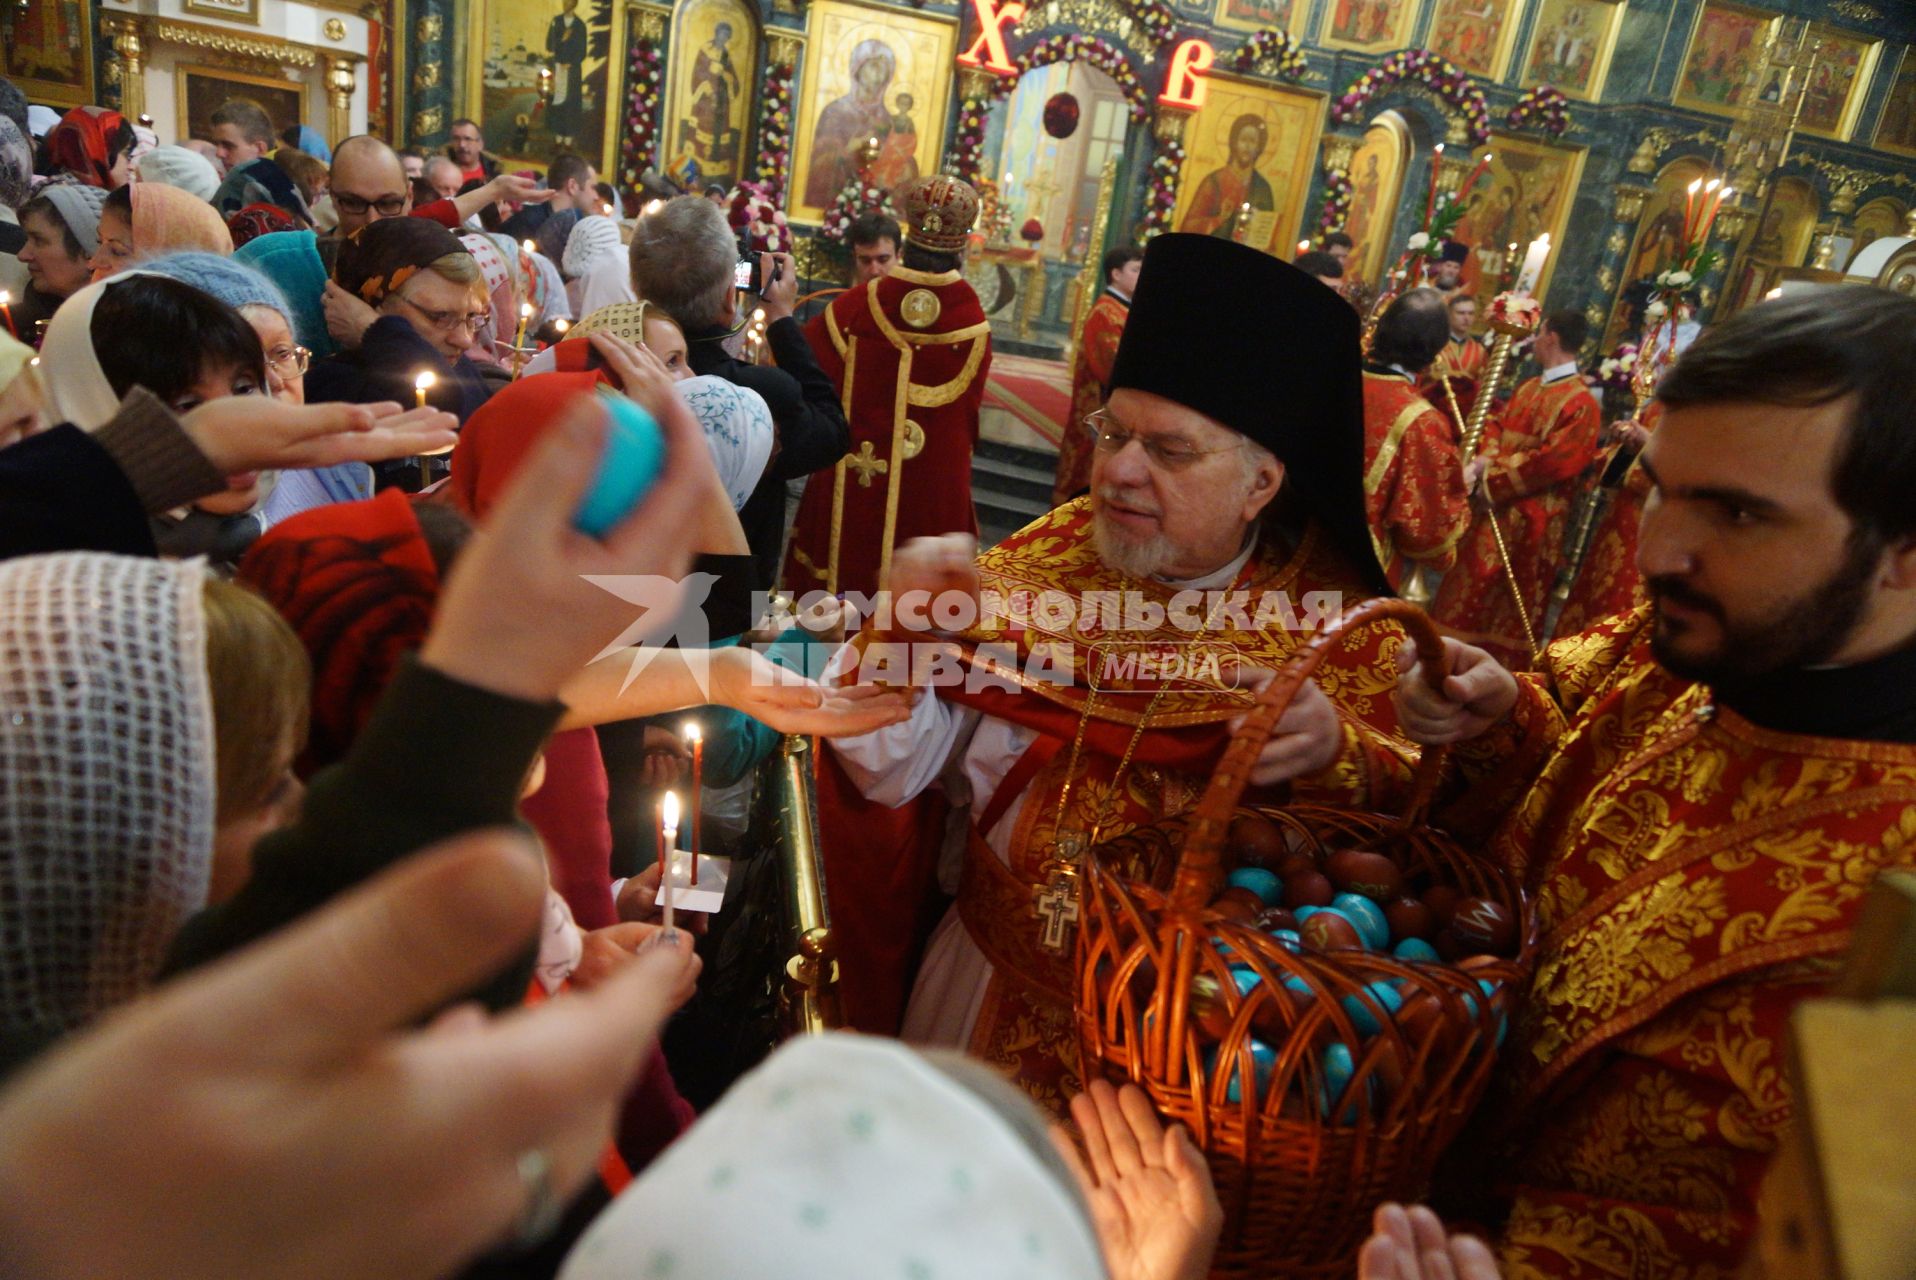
[0,553,217,1040]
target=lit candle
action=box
[684,721,702,877]
[1459,151,1492,201]
[1297,239,1311,256]
[511,301,534,378]
[1515,233,1551,297]
[1425,142,1445,225]
[1701,186,1733,241]
[414,370,434,409]
[642,199,663,217]
[521,238,537,261]
[552,317,569,336]
[1681,178,1703,244]
[0,290,15,340]
[659,791,679,936]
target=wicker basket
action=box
[1074,599,1537,1277]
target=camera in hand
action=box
[733,256,781,293]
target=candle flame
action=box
[751,307,766,322]
[1688,179,1702,194]
[553,318,569,333]
[683,721,701,744]
[520,301,534,318]
[414,371,435,392]
[642,199,663,216]
[0,290,10,305]
[1720,187,1734,202]
[661,790,679,831]
[522,239,537,256]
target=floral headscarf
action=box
[332,216,468,307]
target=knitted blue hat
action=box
[231,230,334,358]
[142,251,294,332]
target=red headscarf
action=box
[227,202,300,249]
[447,368,609,517]
[235,490,439,776]
[46,106,130,188]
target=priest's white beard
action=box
[1092,506,1180,579]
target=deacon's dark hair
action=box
[279,124,304,150]
[1102,245,1143,284]
[849,210,900,251]
[595,181,617,210]
[1295,250,1343,280]
[548,152,592,192]
[1323,230,1354,252]
[211,99,275,146]
[902,242,962,273]
[1370,287,1449,374]
[1658,287,1916,544]
[1541,308,1588,352]
[91,276,266,405]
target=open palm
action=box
[1052,1081,1222,1280]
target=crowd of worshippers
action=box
[4,76,1916,1280]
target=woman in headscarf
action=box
[142,251,368,525]
[89,183,235,281]
[44,105,135,189]
[562,213,631,316]
[233,228,336,359]
[678,374,773,513]
[558,1036,1222,1280]
[0,551,309,1075]
[135,143,222,203]
[307,218,494,463]
[15,183,106,327]
[457,230,515,370]
[38,272,272,567]
[226,202,300,250]
[522,299,691,381]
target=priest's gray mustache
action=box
[1095,486,1163,517]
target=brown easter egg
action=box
[1275,849,1321,880]
[1284,870,1336,910]
[1447,896,1518,958]
[1325,849,1404,903]
[1301,910,1364,951]
[1226,813,1287,867]
[1249,989,1289,1042]
[1393,990,1446,1045]
[1422,884,1463,928]
[1383,896,1435,943]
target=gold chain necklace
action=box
[1031,567,1250,955]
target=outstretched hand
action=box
[1228,667,1344,786]
[1052,1080,1222,1280]
[0,830,695,1280]
[1358,1204,1504,1280]
[713,646,911,737]
[181,398,457,475]
[1392,638,1519,746]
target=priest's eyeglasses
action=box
[1085,411,1245,470]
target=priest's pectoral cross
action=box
[845,441,889,488]
[1034,833,1085,955]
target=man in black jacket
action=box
[630,195,850,589]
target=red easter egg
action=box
[1384,896,1435,943]
[1393,990,1446,1045]
[1448,896,1518,957]
[1211,886,1265,923]
[1227,813,1287,867]
[1187,972,1233,1043]
[1257,906,1299,934]
[1423,884,1463,928]
[1284,870,1335,909]
[1301,911,1363,951]
[1325,849,1404,903]
[1275,849,1320,880]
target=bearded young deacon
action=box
[1337,287,1916,1278]
[817,234,1413,1111]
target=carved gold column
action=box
[1064,158,1118,369]
[101,14,147,122]
[323,56,359,152]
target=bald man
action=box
[327,135,549,241]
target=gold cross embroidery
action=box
[845,441,889,488]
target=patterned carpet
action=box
[983,353,1071,447]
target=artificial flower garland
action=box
[1124,0,1178,47]
[1504,85,1570,137]
[1333,49,1490,146]
[950,93,990,186]
[994,36,1152,123]
[727,181,792,254]
[618,35,664,195]
[819,175,898,246]
[1314,166,1353,241]
[753,60,796,203]
[1135,134,1184,241]
[1229,28,1308,80]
